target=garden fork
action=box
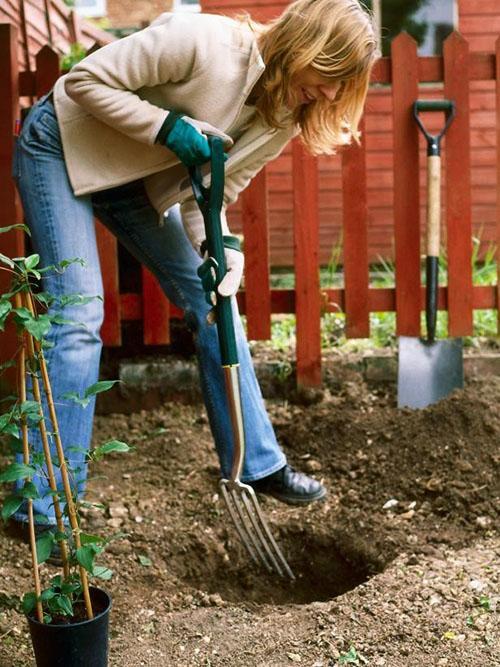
[189,138,295,580]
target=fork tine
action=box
[230,487,275,573]
[246,489,296,581]
[220,483,261,567]
[239,489,286,578]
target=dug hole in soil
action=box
[0,363,498,666]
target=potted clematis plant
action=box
[0,224,132,666]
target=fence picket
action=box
[342,117,370,337]
[95,221,121,346]
[0,24,23,387]
[444,32,473,336]
[293,139,321,387]
[142,268,171,345]
[34,44,58,97]
[391,33,421,336]
[497,36,500,333]
[241,168,271,340]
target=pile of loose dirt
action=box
[0,373,498,666]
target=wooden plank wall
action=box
[0,0,113,72]
[204,0,499,266]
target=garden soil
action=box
[0,368,498,666]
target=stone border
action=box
[94,352,500,414]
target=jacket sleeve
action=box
[64,15,204,145]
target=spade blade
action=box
[398,336,463,409]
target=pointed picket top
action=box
[37,44,59,59]
[443,29,467,52]
[391,30,418,54]
[35,44,60,97]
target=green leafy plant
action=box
[0,224,132,624]
[338,645,361,665]
[61,42,87,71]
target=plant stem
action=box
[23,292,70,578]
[15,293,43,624]
[26,292,94,620]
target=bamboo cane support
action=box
[26,293,94,619]
[22,293,70,578]
[15,293,43,624]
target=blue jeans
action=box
[11,94,286,525]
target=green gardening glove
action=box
[156,111,232,168]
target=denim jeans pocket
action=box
[20,104,63,158]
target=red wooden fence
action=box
[0,23,499,390]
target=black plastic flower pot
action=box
[27,587,112,667]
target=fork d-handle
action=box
[413,100,456,343]
[189,137,238,367]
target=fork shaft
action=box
[223,365,245,481]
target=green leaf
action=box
[80,533,105,545]
[0,412,15,434]
[76,545,96,573]
[33,292,54,308]
[24,254,40,270]
[49,314,76,326]
[60,391,89,408]
[23,314,52,341]
[0,462,36,483]
[0,359,16,373]
[12,306,31,321]
[0,300,12,317]
[0,253,15,269]
[0,222,31,236]
[138,554,152,567]
[22,592,37,615]
[54,529,70,541]
[0,224,30,235]
[1,495,24,521]
[61,580,81,595]
[93,440,133,459]
[338,647,359,665]
[58,294,99,308]
[40,588,57,602]
[20,481,40,500]
[20,400,41,416]
[93,566,113,580]
[479,595,491,612]
[0,300,12,330]
[84,380,120,398]
[36,531,54,564]
[57,594,73,616]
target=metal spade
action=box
[398,100,464,409]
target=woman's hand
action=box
[160,112,233,168]
[197,236,244,305]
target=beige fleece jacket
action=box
[52,12,296,250]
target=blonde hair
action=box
[247,0,379,155]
